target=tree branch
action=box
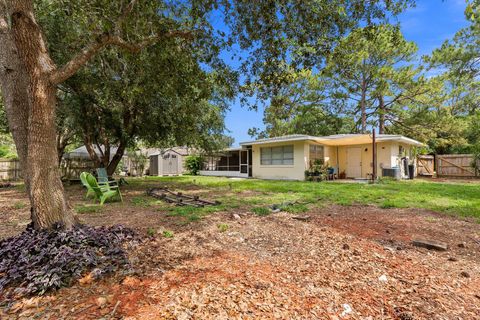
[50,30,193,85]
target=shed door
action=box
[149,155,158,176]
[346,147,362,178]
[162,153,178,175]
[170,154,178,174]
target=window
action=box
[309,145,324,165]
[260,145,294,165]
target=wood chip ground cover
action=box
[0,181,479,319]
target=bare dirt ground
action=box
[1,184,479,319]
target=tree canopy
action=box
[251,2,479,155]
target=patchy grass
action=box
[14,184,26,192]
[217,223,229,232]
[75,204,102,214]
[134,176,480,219]
[379,200,401,209]
[147,227,156,237]
[282,203,309,214]
[130,196,154,207]
[252,207,270,216]
[13,201,27,210]
[165,204,227,224]
[162,230,174,238]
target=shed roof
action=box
[149,146,193,157]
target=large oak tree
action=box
[0,0,201,229]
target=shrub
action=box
[0,145,17,159]
[0,223,136,296]
[471,144,480,176]
[184,155,203,175]
[128,149,148,177]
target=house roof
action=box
[240,134,320,146]
[240,134,423,147]
[65,145,165,160]
[64,145,120,160]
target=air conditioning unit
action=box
[382,167,401,179]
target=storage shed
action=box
[149,147,191,176]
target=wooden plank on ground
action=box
[412,239,448,251]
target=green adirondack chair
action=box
[96,167,118,187]
[79,172,95,199]
[84,172,123,205]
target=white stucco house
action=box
[200,134,423,180]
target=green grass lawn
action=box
[134,176,480,220]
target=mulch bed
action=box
[1,206,479,319]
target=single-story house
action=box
[63,145,159,177]
[199,134,423,180]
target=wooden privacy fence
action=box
[436,154,478,178]
[417,155,434,176]
[60,158,96,180]
[0,159,21,181]
[0,158,97,181]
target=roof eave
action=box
[240,136,318,146]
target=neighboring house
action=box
[149,147,192,176]
[200,134,423,180]
[63,145,158,177]
[63,145,120,161]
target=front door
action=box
[240,150,248,175]
[346,147,362,178]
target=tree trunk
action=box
[360,77,367,133]
[84,138,127,176]
[56,130,72,165]
[106,141,127,176]
[1,1,75,230]
[0,3,30,191]
[378,95,385,134]
[84,136,102,168]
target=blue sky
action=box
[223,1,469,146]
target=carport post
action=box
[372,129,377,181]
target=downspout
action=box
[336,146,339,171]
